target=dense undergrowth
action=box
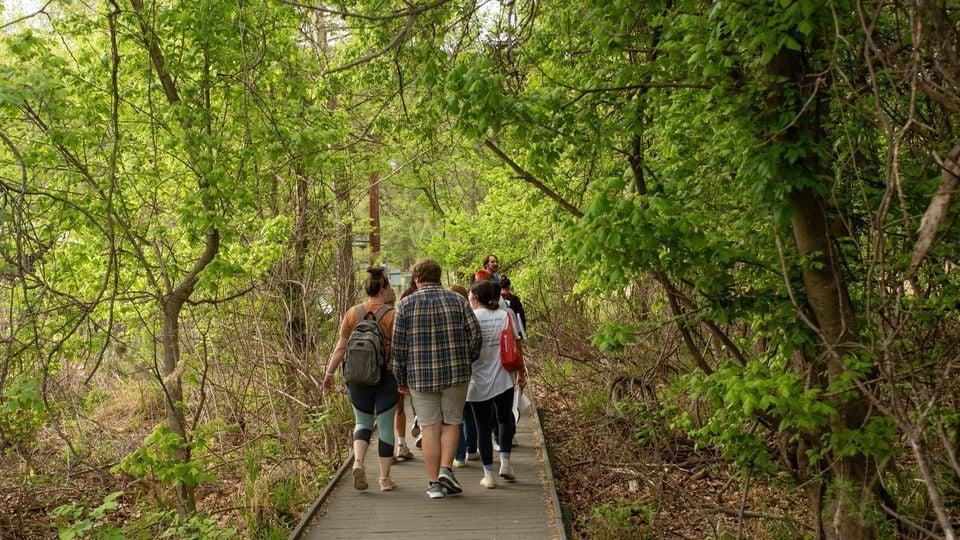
[0,315,354,538]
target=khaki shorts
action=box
[410,384,468,426]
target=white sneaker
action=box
[480,470,497,489]
[493,442,500,451]
[499,459,516,482]
[466,451,479,461]
[453,458,467,468]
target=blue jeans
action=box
[455,402,478,460]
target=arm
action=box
[323,336,348,392]
[513,296,527,339]
[465,304,482,362]
[323,314,353,392]
[392,305,409,390]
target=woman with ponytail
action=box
[466,279,521,488]
[323,267,400,492]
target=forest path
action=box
[301,396,561,539]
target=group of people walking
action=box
[323,255,528,498]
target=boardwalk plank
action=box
[304,396,558,539]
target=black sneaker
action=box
[437,468,462,495]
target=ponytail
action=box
[470,280,499,310]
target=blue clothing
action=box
[456,403,478,460]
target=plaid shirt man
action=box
[392,283,482,392]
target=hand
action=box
[398,385,410,395]
[322,372,335,393]
[517,371,527,391]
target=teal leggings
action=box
[353,405,397,458]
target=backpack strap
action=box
[372,305,393,322]
[354,304,367,321]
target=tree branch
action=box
[909,144,960,273]
[280,0,451,21]
[483,139,584,218]
[325,13,418,74]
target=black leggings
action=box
[347,371,399,458]
[469,387,515,467]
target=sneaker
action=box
[411,417,421,438]
[499,459,516,482]
[396,443,414,462]
[480,470,497,489]
[453,458,467,468]
[415,434,423,449]
[352,467,368,491]
[379,477,396,492]
[493,442,500,452]
[426,482,444,499]
[437,468,462,495]
[466,451,480,461]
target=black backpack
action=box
[341,305,392,386]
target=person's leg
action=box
[395,393,407,444]
[375,405,397,489]
[346,384,377,490]
[352,407,374,490]
[410,390,443,486]
[470,399,495,467]
[438,383,467,469]
[463,401,478,457]
[421,423,442,481]
[440,423,461,468]
[373,379,399,481]
[493,387,517,481]
[455,415,466,463]
[492,387,517,455]
[470,399,498,488]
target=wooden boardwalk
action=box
[302,398,561,539]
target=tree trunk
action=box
[284,172,313,404]
[332,173,356,317]
[157,227,219,514]
[767,47,877,539]
[160,295,195,514]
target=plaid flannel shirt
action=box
[392,283,482,392]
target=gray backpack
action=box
[342,305,392,386]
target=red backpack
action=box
[499,312,524,373]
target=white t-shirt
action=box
[467,307,520,402]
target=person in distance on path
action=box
[483,254,501,284]
[392,259,482,499]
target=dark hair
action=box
[500,277,511,289]
[411,258,442,284]
[363,266,390,297]
[449,284,468,299]
[471,280,499,310]
[483,254,498,268]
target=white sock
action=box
[500,452,510,461]
[398,437,406,446]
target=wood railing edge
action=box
[288,451,355,540]
[532,399,571,540]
